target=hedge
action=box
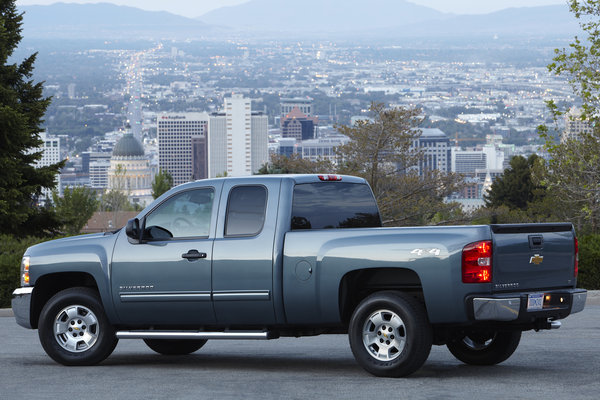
[578,234,600,290]
[0,235,47,308]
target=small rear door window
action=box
[225,185,267,237]
[291,183,381,230]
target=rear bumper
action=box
[11,287,33,329]
[468,288,587,322]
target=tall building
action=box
[157,112,209,186]
[35,131,61,200]
[415,128,451,174]
[563,107,593,142]
[208,95,268,177]
[281,107,318,141]
[280,97,313,117]
[452,149,487,175]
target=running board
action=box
[116,330,273,340]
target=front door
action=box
[111,185,220,326]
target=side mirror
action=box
[125,218,141,243]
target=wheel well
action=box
[30,272,99,329]
[339,268,424,325]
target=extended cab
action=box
[12,175,587,377]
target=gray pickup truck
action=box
[12,174,587,377]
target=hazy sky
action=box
[16,0,569,18]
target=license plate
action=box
[527,293,544,311]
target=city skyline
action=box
[16,0,568,18]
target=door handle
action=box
[182,250,207,260]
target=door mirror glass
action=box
[125,218,140,243]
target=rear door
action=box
[211,179,281,325]
[491,223,576,292]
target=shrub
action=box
[0,235,46,308]
[578,234,600,290]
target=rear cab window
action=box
[291,182,382,230]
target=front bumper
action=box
[468,288,587,322]
[11,287,33,329]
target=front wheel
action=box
[38,287,118,366]
[144,339,207,355]
[446,331,521,366]
[348,291,432,377]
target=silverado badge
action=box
[529,254,544,265]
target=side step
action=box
[116,330,274,340]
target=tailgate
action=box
[491,223,576,292]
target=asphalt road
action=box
[1,305,598,400]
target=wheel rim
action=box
[362,309,406,361]
[462,333,496,350]
[53,305,99,353]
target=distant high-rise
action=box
[415,128,451,174]
[157,113,209,186]
[34,131,61,200]
[281,107,318,141]
[208,95,268,177]
[563,107,593,142]
[280,97,313,117]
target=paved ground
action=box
[1,303,599,399]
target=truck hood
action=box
[25,230,121,258]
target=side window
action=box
[225,185,267,237]
[145,188,214,239]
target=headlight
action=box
[21,256,30,286]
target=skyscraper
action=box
[35,131,61,200]
[209,95,268,177]
[157,113,209,186]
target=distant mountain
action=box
[396,5,579,37]
[19,2,215,40]
[200,0,450,32]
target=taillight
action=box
[462,240,492,283]
[574,237,579,278]
[318,174,342,181]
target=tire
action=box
[348,291,432,377]
[447,330,521,366]
[38,287,118,366]
[144,339,207,355]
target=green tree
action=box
[52,187,98,235]
[485,155,542,210]
[0,1,65,237]
[257,153,334,175]
[542,0,600,233]
[151,170,173,199]
[336,102,464,226]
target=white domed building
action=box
[107,133,153,207]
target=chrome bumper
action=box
[471,289,587,322]
[11,287,33,329]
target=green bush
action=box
[0,235,46,308]
[578,234,600,290]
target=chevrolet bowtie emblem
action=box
[530,254,544,265]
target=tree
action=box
[485,155,542,210]
[336,102,464,226]
[152,170,173,199]
[52,187,98,235]
[542,0,600,233]
[257,153,334,175]
[0,1,65,236]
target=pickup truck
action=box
[12,174,587,377]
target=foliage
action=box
[52,187,98,235]
[151,170,173,199]
[578,234,600,289]
[541,1,600,234]
[0,235,46,307]
[100,190,134,212]
[0,0,65,237]
[336,102,465,226]
[485,155,543,211]
[257,153,334,175]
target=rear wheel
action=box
[348,291,432,377]
[38,287,118,366]
[144,339,207,355]
[447,331,521,365]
